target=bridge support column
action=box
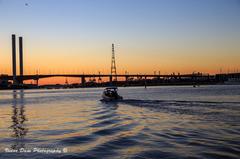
[144,76,147,88]
[81,76,85,87]
[125,75,129,82]
[109,75,112,83]
[35,78,39,86]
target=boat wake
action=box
[100,99,240,121]
[116,99,240,107]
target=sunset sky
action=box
[0,0,240,84]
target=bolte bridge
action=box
[1,73,215,86]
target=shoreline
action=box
[1,82,236,91]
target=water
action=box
[0,85,240,159]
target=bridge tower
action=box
[12,34,17,85]
[111,43,117,81]
[19,36,24,84]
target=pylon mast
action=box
[111,43,117,81]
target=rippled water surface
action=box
[0,85,240,159]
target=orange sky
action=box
[1,40,240,85]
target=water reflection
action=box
[0,86,239,158]
[100,101,119,111]
[10,90,28,150]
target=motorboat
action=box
[101,87,123,101]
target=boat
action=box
[101,87,123,101]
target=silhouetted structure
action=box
[12,34,17,85]
[1,34,239,89]
[111,43,117,82]
[19,37,24,84]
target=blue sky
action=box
[1,0,239,40]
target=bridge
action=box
[215,73,240,81]
[0,73,214,86]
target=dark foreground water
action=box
[0,85,240,159]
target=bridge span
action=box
[1,73,214,85]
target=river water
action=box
[0,85,240,159]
